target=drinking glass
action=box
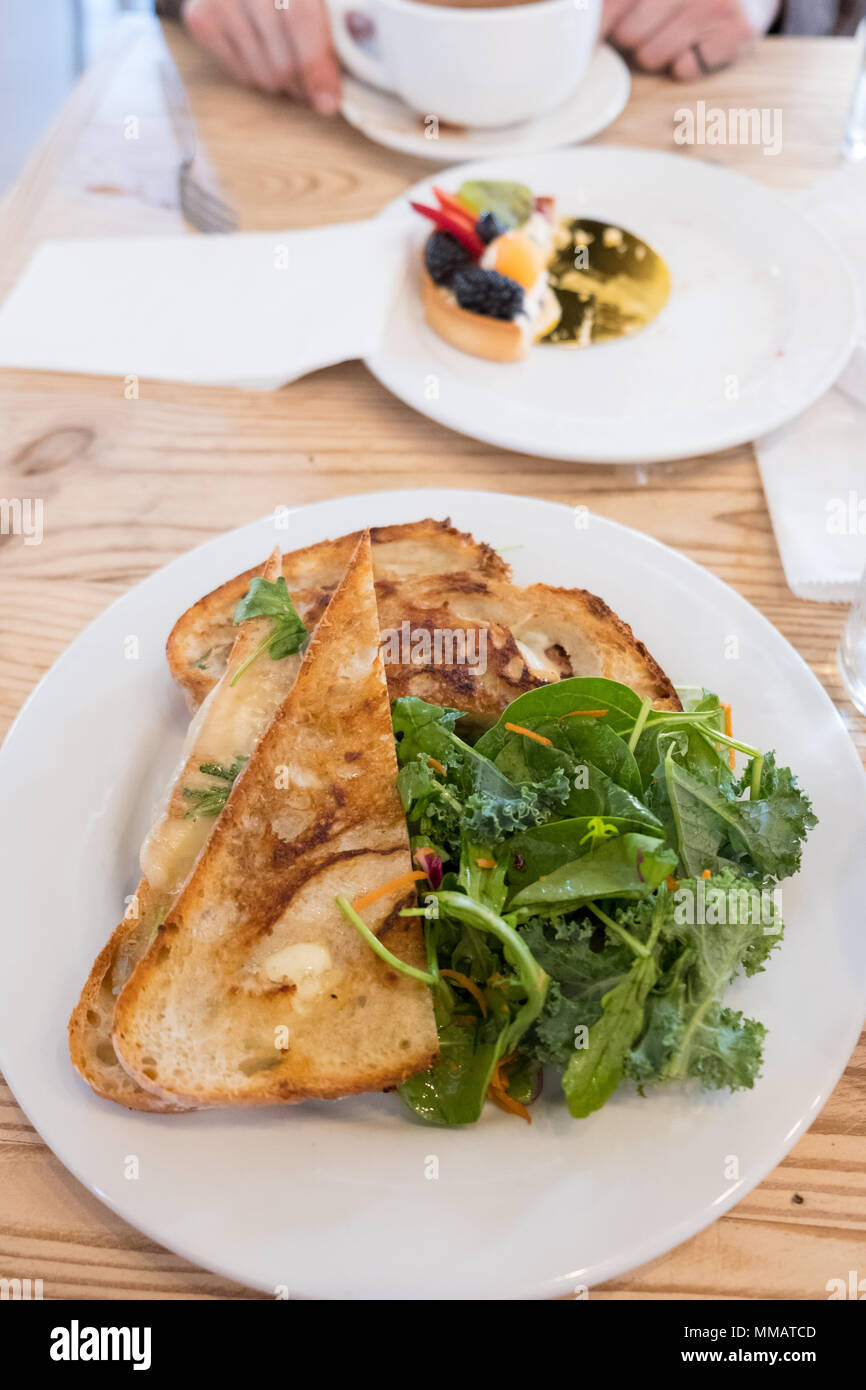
[837,559,866,714]
[842,18,866,161]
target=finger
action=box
[635,10,707,70]
[669,46,700,80]
[612,0,683,51]
[669,22,748,79]
[284,0,342,114]
[242,0,301,94]
[221,0,285,90]
[600,0,634,39]
[184,0,257,85]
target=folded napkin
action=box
[0,220,405,388]
[755,163,866,603]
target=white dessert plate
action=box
[366,149,859,463]
[1,489,864,1300]
[340,43,631,161]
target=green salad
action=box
[339,677,816,1126]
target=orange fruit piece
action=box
[493,233,546,289]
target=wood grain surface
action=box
[0,14,863,1300]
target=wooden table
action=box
[0,13,863,1301]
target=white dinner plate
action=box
[340,44,631,162]
[1,489,864,1300]
[366,149,859,463]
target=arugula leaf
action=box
[181,757,246,818]
[230,576,307,685]
[508,833,677,911]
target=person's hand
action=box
[181,0,341,113]
[601,0,756,80]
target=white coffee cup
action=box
[327,0,602,130]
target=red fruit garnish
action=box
[535,195,555,220]
[432,186,476,229]
[410,201,484,258]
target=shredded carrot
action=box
[559,709,609,719]
[427,756,446,776]
[490,1052,516,1087]
[487,1054,531,1123]
[488,1085,531,1123]
[666,875,679,891]
[504,722,553,747]
[440,969,488,1017]
[701,869,712,879]
[352,870,426,912]
[722,703,735,770]
[475,857,496,869]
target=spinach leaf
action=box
[562,950,660,1117]
[479,677,645,740]
[508,833,677,911]
[480,713,645,799]
[478,716,659,828]
[398,1020,503,1126]
[507,815,663,890]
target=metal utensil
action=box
[160,61,238,234]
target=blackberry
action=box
[424,230,472,286]
[475,211,505,245]
[453,267,524,321]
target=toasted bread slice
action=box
[112,532,438,1107]
[375,574,679,724]
[68,549,307,1110]
[166,521,679,723]
[167,518,508,708]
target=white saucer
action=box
[340,43,631,161]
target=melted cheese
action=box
[139,648,303,900]
[262,942,332,1000]
[514,637,559,681]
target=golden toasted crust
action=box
[420,262,529,363]
[113,533,438,1107]
[68,549,304,1112]
[167,518,509,709]
[166,524,679,725]
[377,575,680,713]
[68,877,189,1112]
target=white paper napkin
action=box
[755,163,866,603]
[0,220,405,389]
